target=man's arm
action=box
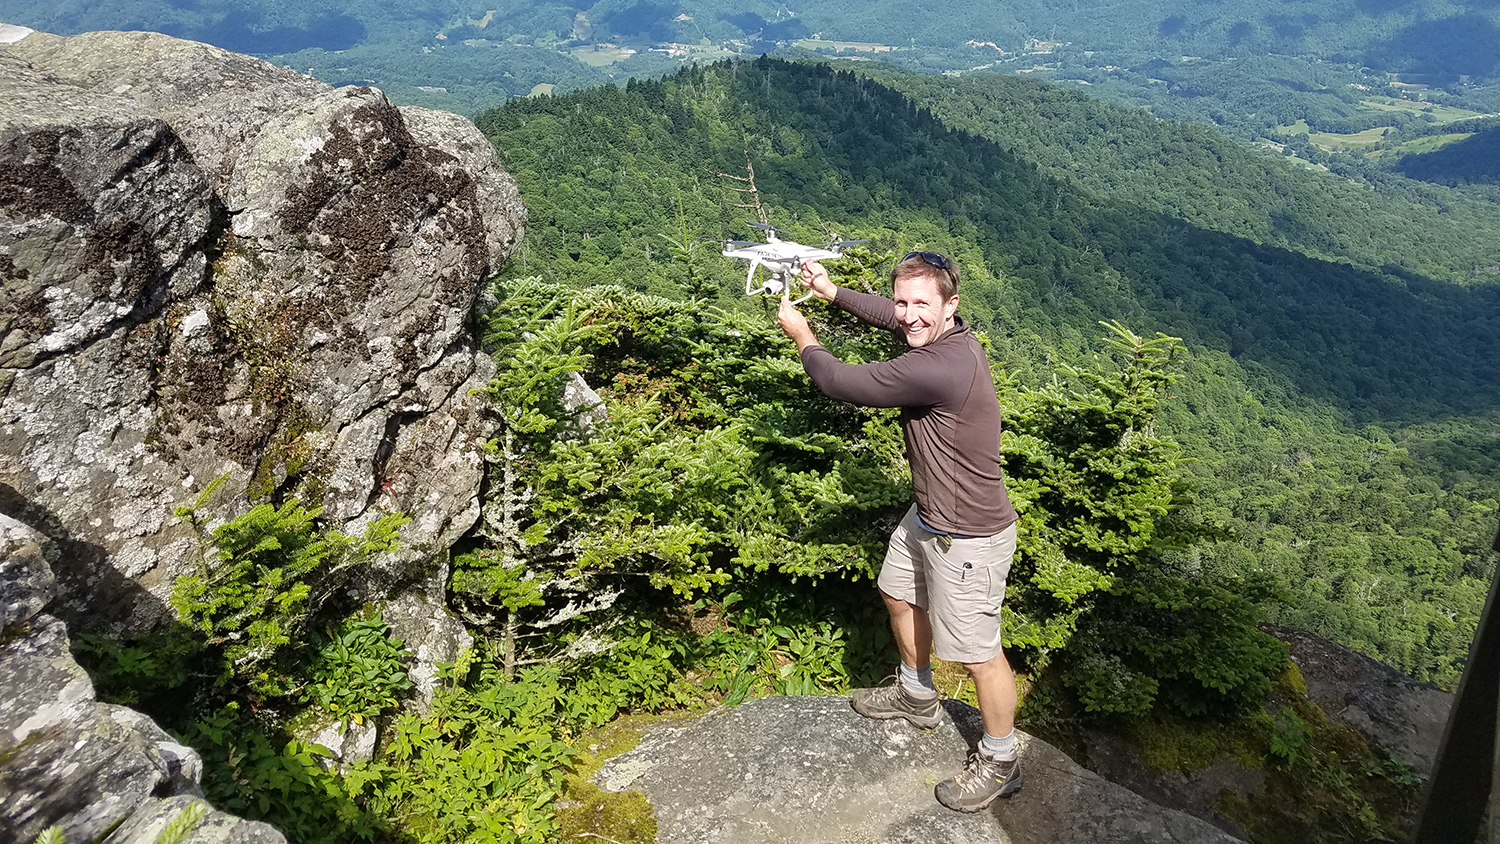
[800,344,950,408]
[778,296,949,408]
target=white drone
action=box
[722,222,866,304]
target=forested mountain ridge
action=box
[479,57,1500,686]
[858,66,1500,286]
[483,58,1500,420]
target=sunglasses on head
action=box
[902,251,954,271]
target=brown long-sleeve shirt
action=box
[799,287,1018,537]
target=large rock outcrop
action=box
[597,695,1244,844]
[1270,623,1451,774]
[0,29,524,637]
[1,513,285,844]
[1075,625,1454,837]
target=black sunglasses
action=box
[901,250,954,271]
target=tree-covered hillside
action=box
[478,57,1500,686]
[858,65,1500,287]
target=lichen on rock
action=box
[0,28,524,640]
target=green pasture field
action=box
[1309,126,1390,150]
[1363,97,1487,124]
[1366,132,1476,159]
[793,38,900,53]
[571,45,636,66]
[1279,113,1478,154]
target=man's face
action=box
[892,273,958,348]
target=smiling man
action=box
[776,251,1023,812]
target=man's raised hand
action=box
[800,261,839,302]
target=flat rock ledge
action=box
[596,695,1244,844]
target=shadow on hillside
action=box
[1071,202,1500,423]
[156,10,366,55]
[1362,13,1500,79]
[1396,125,1500,187]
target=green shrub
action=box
[70,632,195,707]
[361,657,575,844]
[301,616,414,727]
[170,475,407,690]
[177,707,377,843]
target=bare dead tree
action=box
[716,154,768,225]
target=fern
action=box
[153,801,207,844]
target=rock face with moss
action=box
[0,515,286,843]
[0,30,524,636]
[1270,624,1450,774]
[596,695,1245,844]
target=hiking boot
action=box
[934,752,1023,812]
[850,679,942,729]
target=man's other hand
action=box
[778,298,819,352]
[801,261,838,302]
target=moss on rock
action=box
[554,714,684,844]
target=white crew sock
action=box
[981,729,1018,761]
[899,662,937,695]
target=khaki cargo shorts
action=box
[877,503,1018,664]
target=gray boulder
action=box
[380,575,475,714]
[0,520,284,843]
[596,695,1244,844]
[0,29,523,636]
[1,512,56,629]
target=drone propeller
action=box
[748,221,787,237]
[725,239,758,248]
[829,239,868,248]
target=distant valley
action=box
[6,0,1499,159]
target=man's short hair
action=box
[892,251,960,300]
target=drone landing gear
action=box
[744,258,814,305]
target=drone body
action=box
[722,223,864,302]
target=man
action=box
[776,251,1022,812]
